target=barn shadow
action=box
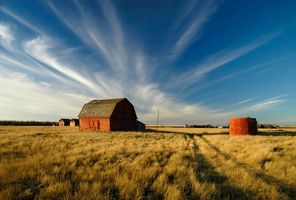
[187,134,255,200]
[198,136,296,199]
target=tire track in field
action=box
[187,135,254,200]
[196,135,296,200]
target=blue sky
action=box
[0,0,296,125]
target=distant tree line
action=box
[185,124,229,128]
[258,124,280,128]
[184,124,280,129]
[0,120,58,126]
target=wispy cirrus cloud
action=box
[0,21,84,89]
[48,0,129,74]
[0,22,14,48]
[214,98,254,113]
[0,68,91,120]
[23,36,102,94]
[212,95,287,120]
[171,0,200,31]
[169,0,219,61]
[182,54,291,97]
[0,6,44,35]
[168,33,279,90]
[0,53,38,73]
[244,95,287,113]
[234,98,253,106]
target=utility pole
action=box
[156,109,159,126]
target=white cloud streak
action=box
[234,98,253,106]
[48,0,129,74]
[0,22,14,48]
[244,95,287,113]
[169,0,219,61]
[169,33,279,89]
[23,36,101,93]
[0,7,44,35]
[247,99,284,112]
[0,53,37,72]
[0,69,90,120]
[182,55,288,96]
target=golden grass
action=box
[0,126,295,199]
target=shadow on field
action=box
[198,136,296,199]
[148,128,296,137]
[146,129,229,136]
[257,131,296,136]
[187,135,254,200]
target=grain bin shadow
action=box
[257,131,296,136]
[188,135,254,200]
[199,136,296,199]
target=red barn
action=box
[229,117,257,136]
[78,98,138,131]
[59,118,70,126]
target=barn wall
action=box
[99,118,110,131]
[110,100,137,131]
[79,117,110,131]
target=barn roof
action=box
[78,98,127,118]
[59,118,70,122]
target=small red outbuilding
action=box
[59,118,70,126]
[229,117,257,136]
[78,98,139,132]
[70,118,79,126]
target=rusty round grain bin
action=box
[229,117,257,136]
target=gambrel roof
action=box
[78,98,128,118]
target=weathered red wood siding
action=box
[229,118,257,136]
[79,117,110,131]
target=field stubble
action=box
[0,126,295,200]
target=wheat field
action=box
[0,126,295,200]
